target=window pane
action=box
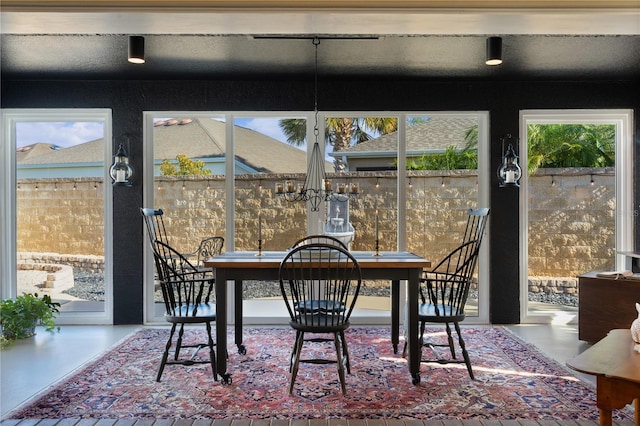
[404,115,481,317]
[527,123,616,317]
[328,115,399,317]
[16,121,106,314]
[233,116,308,252]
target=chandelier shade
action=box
[276,37,358,211]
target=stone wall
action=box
[16,168,615,296]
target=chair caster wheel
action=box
[220,373,232,384]
[411,374,421,385]
[237,344,247,355]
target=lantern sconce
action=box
[497,134,522,188]
[110,139,133,187]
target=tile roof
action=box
[333,116,477,155]
[17,118,324,174]
[18,140,104,164]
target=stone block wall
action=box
[528,168,615,277]
[16,167,615,296]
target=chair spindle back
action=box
[279,243,361,329]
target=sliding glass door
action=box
[143,111,490,325]
[520,110,633,324]
[1,109,113,324]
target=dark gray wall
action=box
[2,78,638,324]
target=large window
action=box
[1,109,113,324]
[520,110,634,324]
[143,111,490,325]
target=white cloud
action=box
[16,121,104,148]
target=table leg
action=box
[391,279,399,353]
[235,279,246,354]
[408,268,420,384]
[599,408,613,426]
[595,375,640,426]
[635,399,639,426]
[215,269,231,384]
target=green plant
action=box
[0,293,60,343]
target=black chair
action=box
[289,234,348,250]
[141,207,224,266]
[141,207,170,247]
[279,243,362,395]
[151,240,218,382]
[404,207,489,380]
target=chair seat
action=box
[295,299,346,314]
[418,303,465,323]
[289,317,350,333]
[165,303,216,323]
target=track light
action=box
[128,36,145,64]
[486,36,502,66]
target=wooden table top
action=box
[567,329,640,383]
[204,251,431,270]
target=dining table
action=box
[204,250,431,385]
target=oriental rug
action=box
[5,327,634,421]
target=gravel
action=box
[63,272,105,301]
[64,272,578,307]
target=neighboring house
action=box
[330,117,477,171]
[17,140,106,178]
[17,118,323,178]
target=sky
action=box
[14,116,326,155]
[16,121,106,149]
[15,117,299,149]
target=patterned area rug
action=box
[5,326,634,420]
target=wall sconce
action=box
[128,36,145,64]
[497,134,522,187]
[110,142,133,187]
[486,36,503,66]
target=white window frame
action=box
[519,109,634,324]
[1,108,114,324]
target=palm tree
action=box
[279,117,398,152]
[527,124,615,173]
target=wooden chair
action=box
[404,207,489,380]
[151,240,218,382]
[289,234,348,250]
[279,242,362,395]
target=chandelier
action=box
[276,37,359,212]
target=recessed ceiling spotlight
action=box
[128,36,145,64]
[486,36,502,66]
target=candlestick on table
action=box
[256,214,263,256]
[374,210,381,256]
[375,211,378,237]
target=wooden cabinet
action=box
[578,271,640,343]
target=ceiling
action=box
[1,3,639,81]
